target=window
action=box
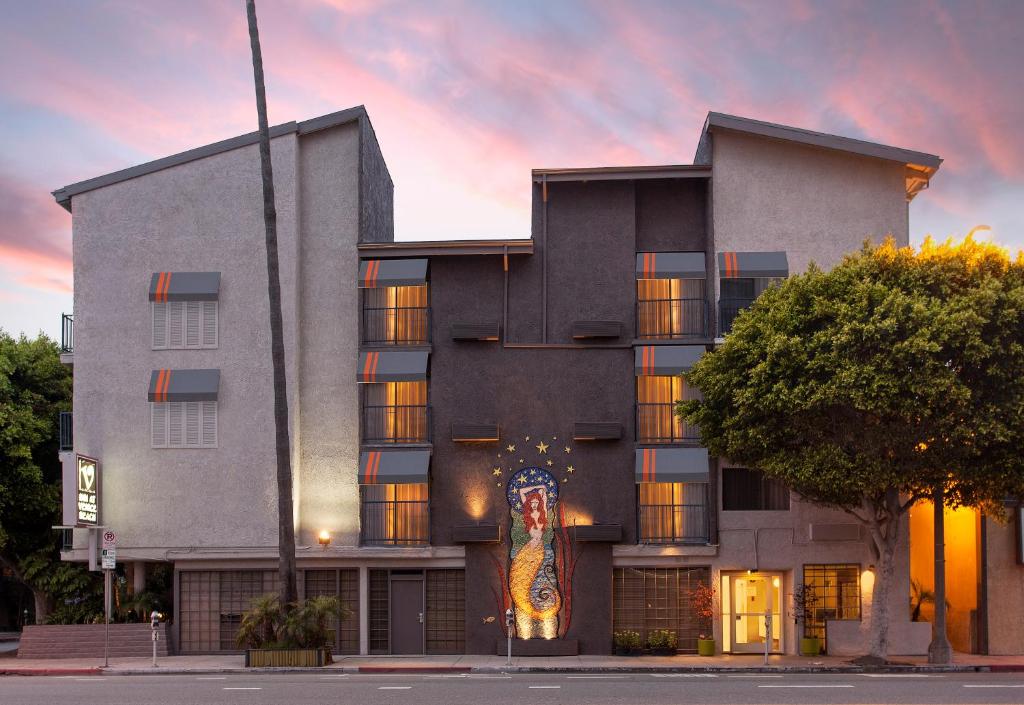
[638,482,709,543]
[151,401,218,448]
[637,278,706,338]
[613,567,710,653]
[718,278,780,334]
[425,569,466,654]
[152,301,218,349]
[178,570,278,653]
[722,467,790,510]
[802,564,861,652]
[360,483,429,545]
[362,381,429,443]
[362,284,429,344]
[636,375,700,443]
[304,569,360,655]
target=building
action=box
[52,107,1024,657]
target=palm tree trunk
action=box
[245,0,297,606]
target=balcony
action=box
[636,298,709,339]
[638,484,710,544]
[361,404,431,444]
[636,403,699,444]
[717,297,755,335]
[360,498,429,546]
[59,411,73,452]
[361,305,430,345]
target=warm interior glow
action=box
[467,494,488,520]
[860,568,875,597]
[317,530,331,546]
[772,576,780,588]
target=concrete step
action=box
[18,624,171,659]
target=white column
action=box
[359,566,369,655]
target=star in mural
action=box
[492,467,502,476]
[507,444,516,453]
[564,446,572,454]
[567,465,575,473]
[546,459,553,467]
[536,441,550,454]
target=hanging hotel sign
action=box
[76,455,99,526]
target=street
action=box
[2,671,1024,704]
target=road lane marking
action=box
[566,675,627,679]
[223,687,262,690]
[964,684,1024,688]
[528,685,561,688]
[726,674,783,678]
[651,673,718,678]
[759,684,854,688]
[378,686,413,690]
[196,677,226,680]
[73,678,106,681]
[861,673,938,678]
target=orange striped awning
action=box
[148,369,220,402]
[717,252,788,279]
[636,252,705,279]
[635,447,709,483]
[358,450,430,484]
[635,345,705,376]
[148,272,220,301]
[358,259,428,288]
[357,351,429,383]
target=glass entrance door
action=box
[728,573,782,653]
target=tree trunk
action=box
[928,485,953,663]
[32,589,51,625]
[245,0,297,606]
[864,494,903,661]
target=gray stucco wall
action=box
[984,515,1024,654]
[358,117,394,244]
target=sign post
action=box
[101,530,116,668]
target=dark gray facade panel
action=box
[148,272,220,301]
[717,251,789,279]
[635,252,706,279]
[358,449,431,484]
[634,345,705,375]
[357,350,429,382]
[359,115,395,244]
[148,369,220,402]
[634,447,710,483]
[358,258,428,287]
[635,179,708,253]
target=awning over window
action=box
[149,272,220,302]
[636,252,706,279]
[635,345,704,376]
[359,449,430,485]
[148,369,220,402]
[359,259,428,288]
[717,251,788,279]
[358,350,429,382]
[635,447,709,483]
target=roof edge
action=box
[532,164,710,183]
[358,239,534,257]
[52,105,369,212]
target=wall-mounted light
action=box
[318,530,331,549]
[772,576,780,588]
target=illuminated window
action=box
[362,284,429,345]
[637,278,706,338]
[361,381,429,443]
[638,482,709,543]
[802,564,861,652]
[360,483,429,546]
[636,375,700,443]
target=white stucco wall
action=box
[66,125,361,560]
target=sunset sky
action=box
[1,0,1022,338]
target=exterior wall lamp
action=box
[318,530,331,549]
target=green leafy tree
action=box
[0,332,100,623]
[680,237,1024,659]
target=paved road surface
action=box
[2,671,1024,704]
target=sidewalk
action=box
[4,652,1024,676]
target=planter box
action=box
[697,639,716,657]
[245,648,330,667]
[649,647,676,656]
[799,637,821,657]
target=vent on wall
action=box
[451,323,500,341]
[573,422,622,441]
[572,321,623,339]
[452,524,501,543]
[452,423,500,442]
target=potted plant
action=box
[647,629,678,656]
[691,582,717,656]
[236,594,350,667]
[792,583,821,657]
[612,630,642,656]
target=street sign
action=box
[76,455,100,525]
[101,531,116,570]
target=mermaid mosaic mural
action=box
[506,466,561,639]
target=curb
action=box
[0,668,102,677]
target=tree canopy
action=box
[680,237,1024,656]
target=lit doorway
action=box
[722,572,783,653]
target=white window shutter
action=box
[185,302,201,348]
[168,402,183,446]
[202,302,218,348]
[151,403,167,447]
[152,303,167,349]
[168,302,184,348]
[201,401,218,447]
[185,402,200,446]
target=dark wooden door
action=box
[390,578,424,654]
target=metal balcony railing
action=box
[638,486,710,544]
[360,500,430,546]
[361,306,431,345]
[636,403,700,444]
[61,314,74,353]
[361,404,431,444]
[717,297,755,335]
[636,298,708,339]
[59,411,73,452]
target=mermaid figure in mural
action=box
[507,468,561,639]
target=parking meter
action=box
[150,611,160,667]
[505,608,515,665]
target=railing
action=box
[360,500,430,546]
[718,297,755,335]
[361,306,431,345]
[636,298,708,338]
[638,490,710,544]
[636,403,700,443]
[361,405,431,443]
[59,411,73,452]
[61,314,74,353]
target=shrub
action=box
[647,629,678,649]
[235,594,350,650]
[613,630,641,649]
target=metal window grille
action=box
[59,411,73,451]
[802,563,861,652]
[360,484,430,546]
[612,567,711,653]
[304,569,360,655]
[425,569,465,654]
[61,313,73,353]
[361,286,431,345]
[178,570,278,653]
[369,569,390,654]
[636,278,707,338]
[638,483,710,543]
